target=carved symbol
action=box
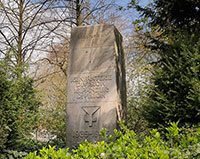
[82,106,100,127]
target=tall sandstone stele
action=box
[66,24,126,148]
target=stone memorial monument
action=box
[66,24,126,147]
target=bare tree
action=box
[51,0,119,26]
[0,0,71,77]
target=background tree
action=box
[0,0,69,77]
[125,17,161,135]
[0,0,69,152]
[34,39,69,145]
[0,48,41,153]
[0,70,10,152]
[130,0,200,128]
[134,0,200,31]
[143,32,200,128]
[53,0,120,26]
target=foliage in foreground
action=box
[26,122,200,159]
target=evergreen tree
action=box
[142,32,200,128]
[134,0,200,30]
[0,49,41,152]
[0,71,10,151]
[130,0,200,127]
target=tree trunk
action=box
[76,0,81,26]
[17,0,24,77]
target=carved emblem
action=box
[82,106,100,127]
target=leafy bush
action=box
[0,150,28,159]
[0,139,53,159]
[12,139,48,153]
[25,122,200,159]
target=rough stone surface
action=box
[66,24,126,147]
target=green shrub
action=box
[0,139,48,159]
[25,122,200,159]
[12,139,48,153]
[0,150,28,159]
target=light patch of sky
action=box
[116,0,153,19]
[138,0,153,7]
[116,0,152,7]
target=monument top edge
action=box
[72,23,114,29]
[71,23,122,39]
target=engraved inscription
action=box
[72,130,99,139]
[72,33,104,39]
[71,74,112,102]
[82,106,100,127]
[72,130,111,139]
